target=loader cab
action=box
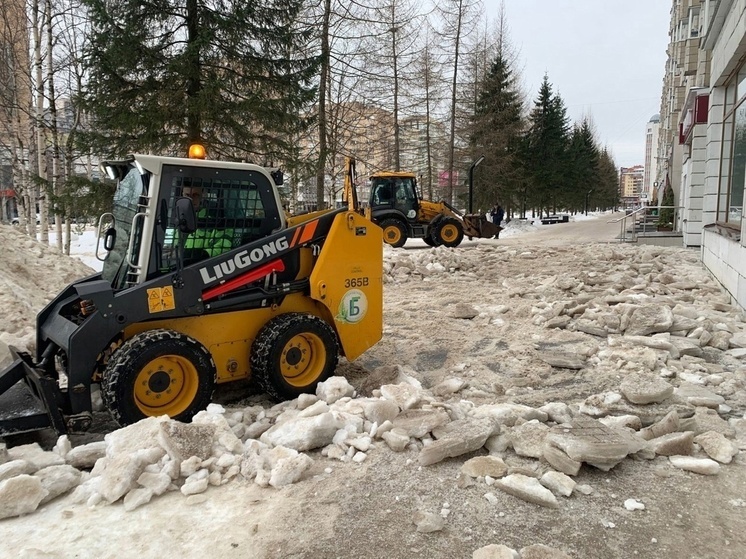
[369,173,419,222]
[99,155,286,291]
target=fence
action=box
[607,206,683,243]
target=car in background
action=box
[10,214,41,225]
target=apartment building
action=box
[0,0,31,222]
[643,114,660,202]
[657,0,746,309]
[619,165,645,206]
[295,102,449,209]
[657,0,710,243]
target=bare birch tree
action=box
[410,25,448,199]
[434,0,481,206]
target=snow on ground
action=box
[48,228,103,272]
[0,228,96,352]
[1,214,746,559]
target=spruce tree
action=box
[470,50,524,212]
[521,75,570,216]
[79,0,320,161]
[566,119,599,212]
[596,148,620,210]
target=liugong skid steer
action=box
[0,149,382,436]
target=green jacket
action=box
[185,228,234,257]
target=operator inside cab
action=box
[182,185,204,215]
[180,184,233,262]
[372,180,394,205]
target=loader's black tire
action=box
[426,218,443,247]
[102,329,216,426]
[250,313,339,401]
[432,216,464,247]
[380,218,407,248]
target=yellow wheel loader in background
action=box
[363,157,501,248]
[0,150,382,437]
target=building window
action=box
[715,59,746,224]
[688,8,699,38]
[718,85,746,224]
[737,67,746,103]
[730,104,746,221]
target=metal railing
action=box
[607,206,682,243]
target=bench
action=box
[540,214,570,225]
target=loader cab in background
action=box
[366,171,431,248]
[369,175,419,220]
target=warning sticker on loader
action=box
[147,287,176,313]
[337,289,367,324]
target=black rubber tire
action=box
[379,218,407,248]
[250,313,339,401]
[433,216,464,248]
[102,329,216,426]
[427,216,443,246]
[423,235,436,246]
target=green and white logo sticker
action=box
[337,289,367,324]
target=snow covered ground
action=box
[50,211,607,270]
[2,212,746,559]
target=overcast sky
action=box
[489,0,671,169]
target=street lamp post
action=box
[468,155,485,214]
[585,189,594,216]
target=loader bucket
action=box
[0,348,66,437]
[462,213,502,239]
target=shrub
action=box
[657,184,675,227]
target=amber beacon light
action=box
[188,143,206,159]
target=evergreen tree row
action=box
[79,0,319,162]
[470,54,620,218]
[1,0,624,246]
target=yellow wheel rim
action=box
[383,225,401,245]
[280,333,326,387]
[440,224,459,243]
[383,225,402,245]
[134,355,199,417]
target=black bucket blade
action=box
[0,350,66,437]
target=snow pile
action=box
[383,244,483,280]
[3,315,746,521]
[2,216,746,557]
[500,218,541,238]
[0,225,96,352]
[47,228,103,271]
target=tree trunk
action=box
[45,0,61,250]
[316,0,331,210]
[185,0,202,149]
[390,6,400,171]
[446,0,464,206]
[32,0,44,241]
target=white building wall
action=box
[702,228,746,309]
[709,0,746,86]
[703,86,724,225]
[700,0,746,310]
[682,126,706,246]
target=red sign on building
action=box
[679,89,709,144]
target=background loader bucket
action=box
[462,214,502,239]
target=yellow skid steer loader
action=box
[0,150,382,436]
